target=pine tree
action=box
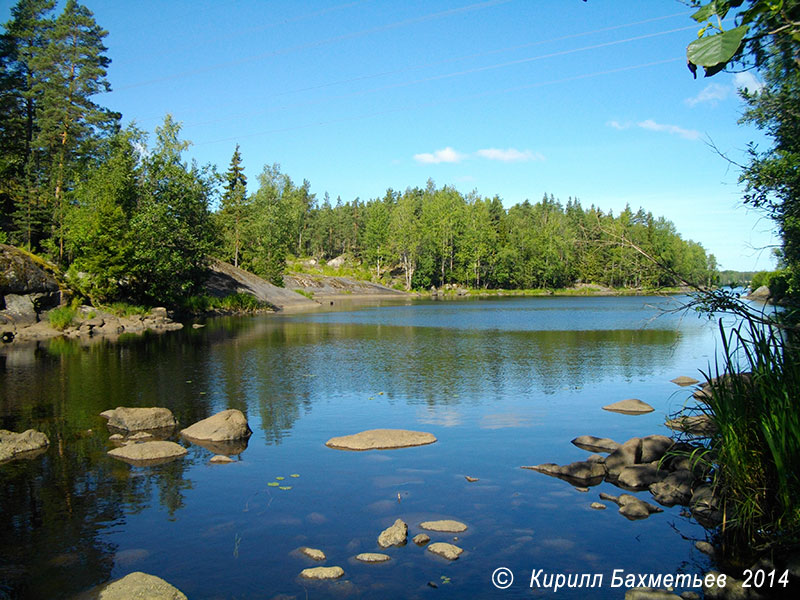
[29,0,119,261]
[219,144,248,268]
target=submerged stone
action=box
[602,399,654,415]
[670,376,700,387]
[355,552,390,563]
[326,429,436,450]
[107,440,187,465]
[427,542,463,560]
[419,519,467,533]
[299,566,344,580]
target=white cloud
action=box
[413,146,465,164]
[685,83,731,107]
[636,119,702,141]
[734,71,764,94]
[607,120,631,130]
[476,147,544,162]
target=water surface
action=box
[0,296,726,599]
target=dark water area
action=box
[0,296,739,598]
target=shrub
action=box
[48,306,77,331]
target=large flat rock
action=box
[107,441,188,465]
[74,571,187,599]
[101,407,177,432]
[205,259,317,311]
[419,520,468,533]
[0,429,49,463]
[602,399,654,415]
[325,429,436,451]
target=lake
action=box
[0,296,730,599]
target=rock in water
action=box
[299,547,326,561]
[209,455,234,464]
[670,376,700,387]
[300,566,344,580]
[101,407,177,432]
[419,520,468,533]
[522,461,606,485]
[107,441,187,465]
[413,533,431,546]
[180,409,252,442]
[377,518,408,548]
[0,429,49,463]
[602,399,654,415]
[625,588,683,599]
[571,435,621,453]
[427,542,463,560]
[73,571,187,599]
[325,429,436,450]
[355,553,391,563]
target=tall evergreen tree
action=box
[29,0,119,261]
[219,144,248,268]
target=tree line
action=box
[1,0,718,307]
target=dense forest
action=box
[0,0,718,307]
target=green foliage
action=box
[217,144,248,268]
[47,304,76,330]
[180,292,267,314]
[700,318,800,558]
[103,301,148,317]
[294,289,314,300]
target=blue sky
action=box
[2,0,780,271]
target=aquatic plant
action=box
[697,316,800,562]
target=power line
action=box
[196,57,683,146]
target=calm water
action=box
[0,296,731,599]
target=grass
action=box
[103,302,150,317]
[693,317,800,563]
[294,289,314,300]
[181,293,269,314]
[48,305,77,330]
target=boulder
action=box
[640,435,674,463]
[571,435,621,453]
[300,566,344,580]
[695,541,715,557]
[0,429,49,463]
[665,415,716,436]
[378,518,408,548]
[209,455,234,464]
[74,571,187,600]
[649,470,695,506]
[747,285,770,299]
[102,407,177,432]
[602,399,655,414]
[326,429,436,451]
[2,294,38,326]
[355,553,390,563]
[522,461,606,485]
[299,547,326,561]
[427,542,463,560]
[327,255,346,268]
[590,502,607,510]
[419,519,467,533]
[617,494,663,520]
[671,376,700,387]
[691,484,723,526]
[617,464,665,490]
[604,438,643,478]
[107,441,187,466]
[413,533,430,546]
[180,409,252,442]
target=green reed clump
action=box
[703,318,800,559]
[47,305,77,330]
[181,293,267,313]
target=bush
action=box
[48,306,77,330]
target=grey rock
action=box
[617,464,666,490]
[300,566,344,580]
[326,429,436,450]
[617,494,663,520]
[671,376,700,386]
[427,542,463,560]
[74,571,187,600]
[299,547,326,561]
[2,294,38,326]
[209,455,234,464]
[681,593,701,600]
[419,519,467,533]
[691,484,723,526]
[695,541,715,556]
[355,552,390,563]
[102,407,177,432]
[378,518,408,548]
[0,429,49,463]
[181,409,252,442]
[640,435,674,463]
[571,435,621,453]
[649,470,696,506]
[107,441,187,465]
[151,307,168,319]
[602,398,654,415]
[703,570,768,600]
[412,533,430,546]
[522,461,606,485]
[590,502,607,510]
[605,437,643,478]
[665,415,716,436]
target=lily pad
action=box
[290,474,300,478]
[276,476,285,480]
[267,482,279,487]
[279,486,292,491]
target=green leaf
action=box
[687,25,748,68]
[691,3,717,22]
